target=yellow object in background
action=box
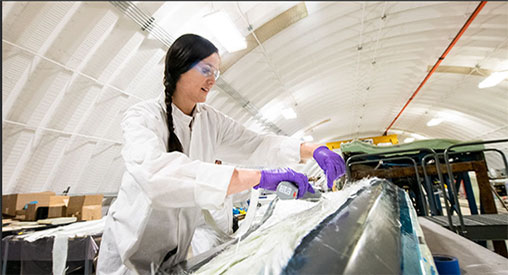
[326,134,399,150]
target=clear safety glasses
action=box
[193,61,220,81]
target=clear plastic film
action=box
[1,235,99,274]
[1,219,104,274]
[166,178,437,274]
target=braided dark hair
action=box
[163,34,218,152]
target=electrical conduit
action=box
[383,1,487,135]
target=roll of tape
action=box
[433,254,460,275]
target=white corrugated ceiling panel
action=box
[2,1,507,194]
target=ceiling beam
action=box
[220,2,308,72]
[427,65,491,76]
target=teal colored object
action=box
[23,200,38,210]
[233,207,247,215]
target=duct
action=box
[108,1,285,135]
[161,178,436,274]
[110,1,174,47]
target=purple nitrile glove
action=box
[254,168,315,199]
[313,146,346,189]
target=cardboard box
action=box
[47,206,66,218]
[47,195,69,219]
[49,196,69,207]
[14,209,26,220]
[81,205,102,221]
[25,204,38,221]
[66,194,103,221]
[2,191,55,217]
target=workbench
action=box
[344,139,508,258]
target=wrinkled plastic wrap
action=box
[165,178,437,275]
[1,235,99,274]
[1,219,104,275]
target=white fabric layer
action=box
[52,234,69,275]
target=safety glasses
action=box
[193,61,220,81]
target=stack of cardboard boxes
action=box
[2,191,103,222]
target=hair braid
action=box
[162,34,218,153]
[164,76,183,153]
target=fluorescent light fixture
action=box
[260,106,279,122]
[411,133,427,140]
[404,137,415,143]
[291,130,304,139]
[281,107,297,119]
[303,135,314,142]
[426,118,443,127]
[478,71,508,89]
[203,11,247,53]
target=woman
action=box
[97,34,345,274]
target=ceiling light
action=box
[291,130,304,139]
[303,135,314,142]
[404,137,415,143]
[203,11,247,53]
[281,108,297,119]
[478,71,508,89]
[390,130,404,135]
[260,106,279,122]
[411,133,427,140]
[427,118,443,127]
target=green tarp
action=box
[340,139,485,156]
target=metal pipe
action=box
[421,154,440,215]
[383,1,487,135]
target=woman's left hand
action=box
[313,146,346,189]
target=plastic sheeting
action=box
[1,219,105,274]
[1,235,98,274]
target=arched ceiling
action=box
[2,1,507,194]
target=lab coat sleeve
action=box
[230,189,251,203]
[213,109,302,167]
[121,106,234,210]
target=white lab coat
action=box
[191,189,251,256]
[96,92,301,274]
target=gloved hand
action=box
[254,168,315,199]
[313,146,346,189]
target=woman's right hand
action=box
[254,168,315,199]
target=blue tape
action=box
[433,255,460,275]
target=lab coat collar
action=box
[157,92,203,117]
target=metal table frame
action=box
[345,147,453,230]
[348,156,427,215]
[443,139,508,234]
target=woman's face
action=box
[175,53,220,105]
